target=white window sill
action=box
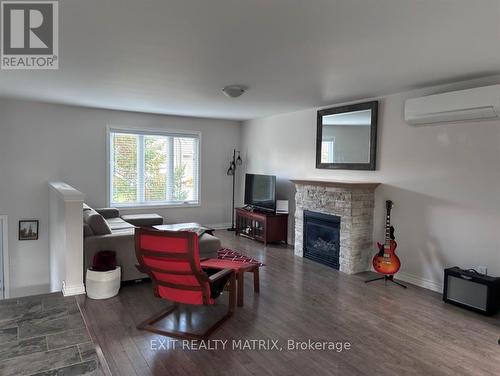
[111,203,201,210]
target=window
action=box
[108,128,200,207]
[321,139,335,163]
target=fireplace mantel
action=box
[291,180,380,190]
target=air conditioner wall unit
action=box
[404,85,500,125]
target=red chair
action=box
[134,228,236,339]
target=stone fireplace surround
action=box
[292,180,380,274]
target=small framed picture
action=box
[19,220,39,241]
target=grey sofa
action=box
[83,205,221,281]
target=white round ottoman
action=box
[86,266,121,299]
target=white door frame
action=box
[0,216,9,299]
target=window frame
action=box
[106,125,202,209]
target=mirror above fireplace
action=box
[316,101,378,170]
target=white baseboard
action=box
[206,223,232,230]
[62,282,86,297]
[396,272,443,293]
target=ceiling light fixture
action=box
[222,85,247,98]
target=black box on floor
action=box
[443,267,500,316]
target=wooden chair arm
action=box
[208,268,234,283]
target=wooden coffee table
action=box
[200,259,260,307]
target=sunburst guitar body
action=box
[372,200,401,275]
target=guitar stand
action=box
[365,274,407,289]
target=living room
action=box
[0,1,499,375]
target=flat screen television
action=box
[244,173,276,213]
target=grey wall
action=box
[0,99,241,297]
[241,79,500,291]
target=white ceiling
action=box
[0,0,499,120]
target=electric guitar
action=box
[372,200,401,275]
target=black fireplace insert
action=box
[303,210,341,269]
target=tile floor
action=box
[0,292,101,376]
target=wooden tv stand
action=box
[235,207,288,245]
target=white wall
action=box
[0,99,241,297]
[241,78,500,291]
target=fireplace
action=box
[293,180,378,274]
[303,210,341,269]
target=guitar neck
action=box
[385,205,392,246]
[385,218,390,245]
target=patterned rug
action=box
[217,248,265,266]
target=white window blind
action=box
[108,128,200,207]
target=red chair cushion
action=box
[156,285,213,305]
[137,230,213,305]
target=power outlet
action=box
[477,266,488,275]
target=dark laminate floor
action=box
[78,231,500,376]
[0,293,102,375]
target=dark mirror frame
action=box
[316,100,378,170]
